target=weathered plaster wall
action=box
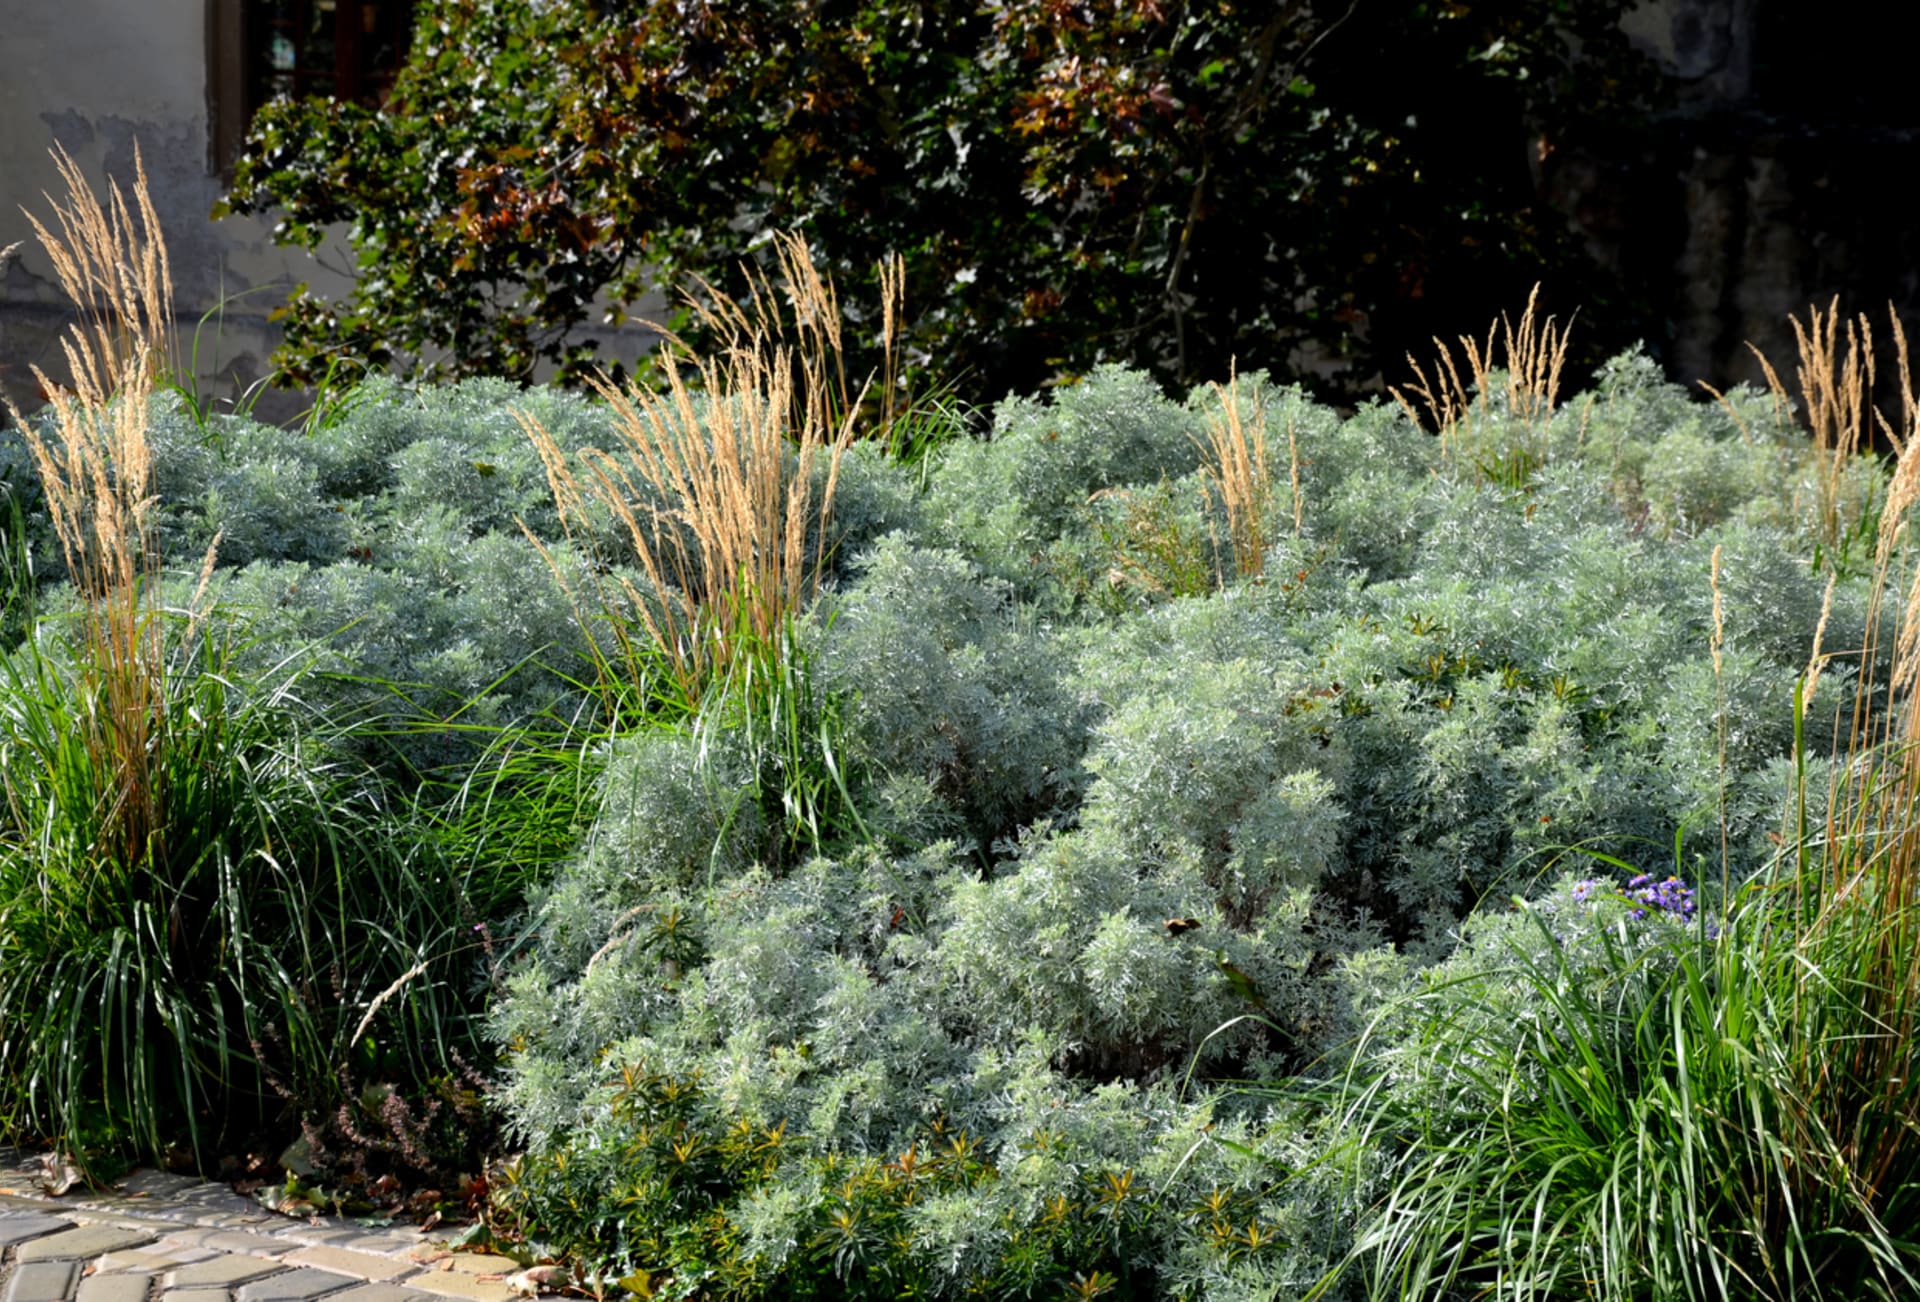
[0,0,353,420]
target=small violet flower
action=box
[1572,873,1698,923]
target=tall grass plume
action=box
[1745,298,1911,570]
[1391,283,1571,458]
[518,234,866,714]
[1195,365,1271,582]
[1,141,213,877]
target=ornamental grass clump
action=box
[0,148,501,1172]
[517,234,862,719]
[517,236,903,861]
[1742,297,1904,573]
[1194,366,1273,582]
[1392,283,1573,483]
[0,143,250,1158]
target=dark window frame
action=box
[207,0,415,175]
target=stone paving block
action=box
[146,1240,219,1266]
[430,1257,495,1278]
[65,1197,163,1219]
[235,1269,356,1302]
[116,1173,201,1202]
[260,1230,360,1251]
[5,1260,81,1302]
[90,1171,259,1223]
[334,1237,419,1260]
[189,1234,297,1259]
[329,1287,435,1302]
[17,1226,156,1262]
[0,1213,74,1250]
[159,1291,227,1302]
[281,1249,411,1283]
[77,1274,153,1302]
[165,1256,289,1288]
[95,1249,193,1273]
[400,1274,512,1302]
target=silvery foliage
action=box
[139,381,629,768]
[0,342,1887,1295]
[921,365,1204,602]
[3,379,930,777]
[495,815,1371,1293]
[378,355,1896,1290]
[820,536,1093,848]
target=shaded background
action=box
[1,0,1916,416]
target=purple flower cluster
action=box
[1626,874,1697,920]
[1570,874,1699,922]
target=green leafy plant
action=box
[220,0,1662,402]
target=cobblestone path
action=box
[0,1156,520,1302]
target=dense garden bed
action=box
[3,169,1917,1300]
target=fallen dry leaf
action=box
[505,1266,566,1298]
[35,1152,84,1196]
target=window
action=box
[252,0,415,104]
[208,0,417,173]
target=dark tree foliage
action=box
[223,0,1661,401]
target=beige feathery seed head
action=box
[518,235,879,708]
[1889,308,1916,457]
[1753,299,1916,565]
[1390,284,1570,458]
[1195,364,1271,583]
[3,143,172,607]
[1803,573,1836,707]
[1709,544,1725,681]
[1,142,203,875]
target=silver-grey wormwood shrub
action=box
[821,536,1093,851]
[479,352,1883,1296]
[0,350,1887,1296]
[922,364,1206,604]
